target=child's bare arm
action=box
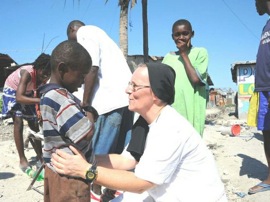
[16,69,40,104]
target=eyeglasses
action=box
[128,81,150,92]
[173,31,190,37]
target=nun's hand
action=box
[51,145,90,179]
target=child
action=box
[39,40,96,202]
[1,53,50,171]
[162,19,208,136]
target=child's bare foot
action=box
[19,159,29,172]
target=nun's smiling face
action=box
[126,66,153,115]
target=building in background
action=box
[231,61,256,120]
[0,53,17,88]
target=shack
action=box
[0,53,17,87]
[231,61,256,119]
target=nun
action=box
[51,63,227,202]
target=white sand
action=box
[1,109,270,201]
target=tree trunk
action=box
[119,1,129,59]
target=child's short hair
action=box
[50,40,92,71]
[172,19,193,33]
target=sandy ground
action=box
[1,107,270,202]
[0,122,44,202]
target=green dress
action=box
[162,47,208,136]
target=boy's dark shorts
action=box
[44,165,90,202]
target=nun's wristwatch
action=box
[85,161,97,183]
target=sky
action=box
[0,0,268,91]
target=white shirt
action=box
[123,106,227,202]
[74,25,132,115]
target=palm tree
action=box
[110,0,149,62]
[106,0,137,59]
[68,0,148,61]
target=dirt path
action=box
[0,123,43,201]
[204,108,270,202]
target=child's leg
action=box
[28,120,43,162]
[13,115,28,169]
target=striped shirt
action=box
[40,87,93,171]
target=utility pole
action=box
[142,0,149,63]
